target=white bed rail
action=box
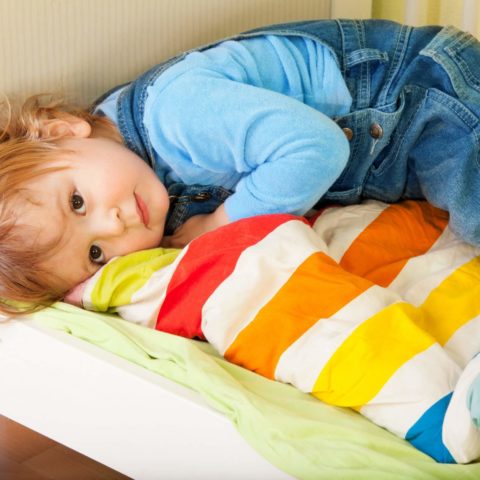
[0,319,292,479]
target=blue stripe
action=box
[405,393,456,463]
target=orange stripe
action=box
[340,201,448,287]
[224,252,373,379]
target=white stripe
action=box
[311,200,387,262]
[201,220,328,355]
[444,315,480,369]
[443,353,480,463]
[117,250,188,328]
[274,285,401,392]
[360,345,460,437]
[388,226,480,306]
[82,265,105,311]
[127,246,189,327]
[85,247,189,328]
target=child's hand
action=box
[161,204,230,248]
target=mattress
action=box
[17,301,480,479]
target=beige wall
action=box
[0,0,335,105]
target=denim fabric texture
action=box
[97,20,480,244]
[164,183,232,236]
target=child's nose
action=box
[95,207,125,237]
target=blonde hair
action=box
[0,93,120,315]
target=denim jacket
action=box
[95,19,480,244]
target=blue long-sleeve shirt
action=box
[99,34,353,220]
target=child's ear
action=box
[41,116,92,139]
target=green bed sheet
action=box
[33,302,480,480]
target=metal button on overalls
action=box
[342,127,354,141]
[369,123,383,139]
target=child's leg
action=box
[402,29,480,246]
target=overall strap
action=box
[115,56,186,168]
[337,19,390,109]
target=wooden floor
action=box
[0,415,130,480]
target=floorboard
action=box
[0,415,130,480]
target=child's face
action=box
[17,136,170,291]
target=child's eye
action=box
[89,245,105,264]
[70,191,86,214]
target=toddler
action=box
[3,18,480,459]
[2,18,480,309]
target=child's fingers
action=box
[161,234,189,248]
[160,236,173,248]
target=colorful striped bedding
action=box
[67,200,480,463]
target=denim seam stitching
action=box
[356,20,371,108]
[370,89,426,178]
[446,48,480,93]
[379,25,411,106]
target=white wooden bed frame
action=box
[0,1,372,478]
[1,319,292,478]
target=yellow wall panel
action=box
[373,0,480,38]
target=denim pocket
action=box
[326,91,407,202]
[412,88,480,171]
[365,85,480,204]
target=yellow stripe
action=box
[312,257,480,408]
[91,248,181,311]
[312,301,435,407]
[412,257,480,345]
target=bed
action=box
[2,1,480,479]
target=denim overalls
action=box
[96,19,480,244]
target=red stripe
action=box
[155,214,305,338]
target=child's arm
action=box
[144,38,351,245]
[149,74,349,244]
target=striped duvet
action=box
[69,200,480,463]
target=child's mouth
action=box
[134,193,150,227]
